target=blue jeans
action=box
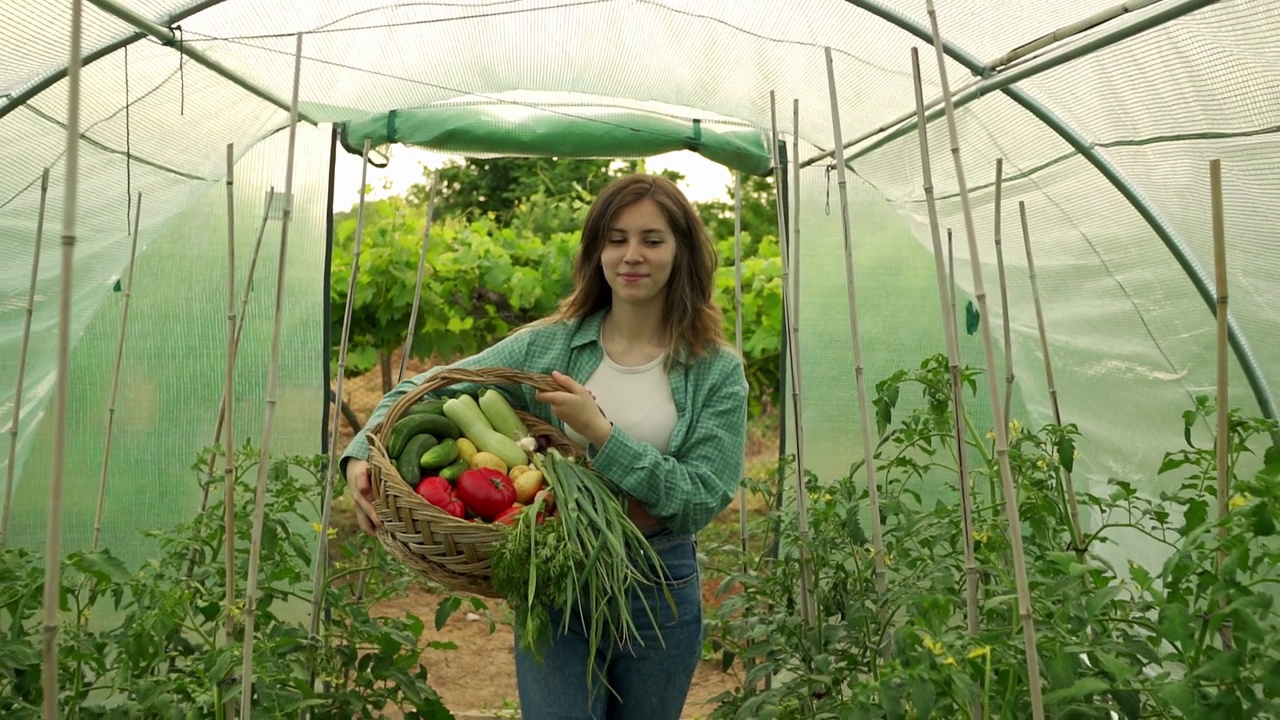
[514,526,704,719]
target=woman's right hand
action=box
[346,459,380,536]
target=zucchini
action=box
[420,438,459,470]
[403,399,447,416]
[479,388,529,439]
[396,433,438,484]
[387,412,462,456]
[442,395,527,469]
[439,457,469,483]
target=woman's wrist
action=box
[584,417,613,449]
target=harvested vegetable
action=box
[455,467,517,521]
[489,449,671,693]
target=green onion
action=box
[489,448,674,696]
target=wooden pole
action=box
[397,170,439,383]
[1209,158,1232,650]
[824,46,889,655]
[791,98,802,383]
[910,47,980,642]
[2,168,49,547]
[90,192,142,550]
[770,90,816,629]
[924,1,1045,715]
[992,159,1017,429]
[239,32,304,720]
[733,171,747,563]
[1017,203,1085,559]
[222,142,238,720]
[948,229,960,359]
[310,139,372,642]
[42,2,84,716]
[184,186,273,582]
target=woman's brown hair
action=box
[537,173,726,363]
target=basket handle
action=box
[378,367,564,436]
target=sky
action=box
[331,145,736,213]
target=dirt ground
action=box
[369,582,741,719]
[333,351,774,719]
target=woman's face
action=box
[599,197,677,311]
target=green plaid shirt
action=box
[342,309,749,535]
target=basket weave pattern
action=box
[366,367,583,597]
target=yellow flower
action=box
[1036,458,1048,470]
[967,645,991,659]
[1229,493,1251,510]
[923,633,946,656]
[942,656,958,667]
[972,529,990,543]
[1008,420,1022,437]
[986,429,996,440]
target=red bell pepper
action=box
[416,476,467,519]
[415,476,453,507]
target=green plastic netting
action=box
[1,0,1277,580]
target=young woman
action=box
[342,173,749,719]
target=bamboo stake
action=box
[222,142,237,720]
[910,48,980,642]
[770,90,816,630]
[824,46,889,655]
[398,170,439,383]
[924,2,1044,715]
[2,168,49,547]
[947,229,960,358]
[203,188,274,481]
[90,192,142,550]
[992,159,1017,429]
[43,2,83,716]
[310,139,372,643]
[183,187,274,580]
[1209,159,1232,650]
[791,99,802,382]
[1017,203,1085,560]
[240,32,304,720]
[733,170,747,564]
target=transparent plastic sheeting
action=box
[781,141,1271,576]
[0,124,330,564]
[0,0,1277,568]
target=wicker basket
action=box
[365,367,584,597]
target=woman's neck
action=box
[601,303,668,364]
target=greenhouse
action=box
[1,0,1277,717]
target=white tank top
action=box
[564,347,678,454]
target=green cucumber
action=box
[439,457,469,483]
[420,438,459,470]
[479,388,529,439]
[387,412,463,456]
[396,433,438,484]
[403,399,447,416]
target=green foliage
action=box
[0,445,461,718]
[715,233,783,417]
[702,355,1280,718]
[330,196,580,379]
[402,157,644,229]
[697,174,778,256]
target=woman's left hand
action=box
[536,371,612,447]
